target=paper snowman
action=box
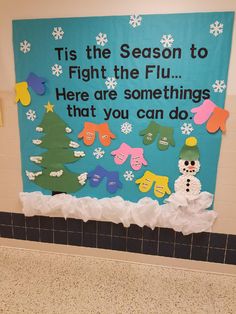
[174,137,201,195]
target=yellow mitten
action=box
[15,82,31,106]
[154,175,171,198]
[135,171,157,193]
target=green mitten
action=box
[139,121,159,145]
[157,126,175,151]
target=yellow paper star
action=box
[44,102,54,113]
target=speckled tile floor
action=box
[0,247,236,314]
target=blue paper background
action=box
[13,12,234,203]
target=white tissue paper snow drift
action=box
[19,191,217,235]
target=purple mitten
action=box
[106,171,122,194]
[26,72,46,95]
[191,99,216,125]
[130,148,148,171]
[88,165,108,187]
[111,143,132,165]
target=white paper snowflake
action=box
[74,151,85,157]
[36,127,43,132]
[121,122,133,134]
[123,170,134,181]
[20,40,31,53]
[210,21,224,37]
[52,27,64,40]
[26,109,36,121]
[32,139,42,145]
[78,172,88,185]
[93,147,105,159]
[181,123,194,135]
[105,77,117,90]
[129,15,142,28]
[51,64,63,77]
[69,141,80,148]
[160,34,174,48]
[212,80,226,93]
[96,32,108,46]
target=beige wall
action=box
[0,0,236,235]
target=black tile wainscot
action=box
[0,212,236,265]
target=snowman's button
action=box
[186,183,190,187]
[187,179,190,182]
[186,189,190,192]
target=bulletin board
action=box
[13,12,234,234]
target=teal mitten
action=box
[139,121,160,145]
[157,126,175,151]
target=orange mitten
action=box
[206,107,229,133]
[78,122,97,146]
[97,123,116,146]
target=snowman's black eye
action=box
[184,161,189,166]
[191,161,195,166]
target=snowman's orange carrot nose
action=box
[188,166,195,170]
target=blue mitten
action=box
[106,171,122,194]
[88,165,108,187]
[26,72,46,95]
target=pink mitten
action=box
[191,99,216,125]
[111,143,132,165]
[130,148,148,171]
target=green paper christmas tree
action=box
[26,102,87,194]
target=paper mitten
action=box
[135,171,157,193]
[154,175,171,198]
[206,107,229,133]
[130,148,148,171]
[88,165,108,187]
[156,126,175,151]
[78,122,97,146]
[111,143,132,165]
[191,99,216,125]
[106,171,122,194]
[15,82,31,106]
[139,121,160,145]
[26,72,46,95]
[97,123,116,146]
